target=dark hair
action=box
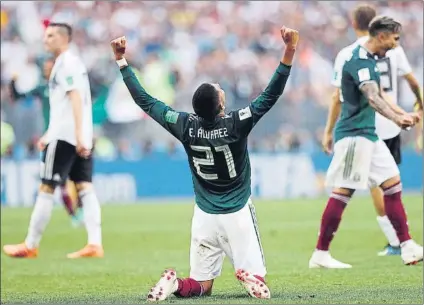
[48,22,73,42]
[192,83,220,121]
[352,4,377,31]
[368,16,402,37]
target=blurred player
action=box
[3,23,103,259]
[322,4,423,257]
[310,16,423,269]
[111,26,298,301]
[10,59,84,227]
[413,99,423,151]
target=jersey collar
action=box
[359,44,376,59]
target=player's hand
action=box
[37,136,47,152]
[322,132,333,155]
[76,138,91,159]
[110,36,126,60]
[11,73,18,82]
[280,26,299,48]
[408,112,421,124]
[396,113,416,129]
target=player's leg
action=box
[66,154,103,258]
[369,139,423,265]
[3,140,74,258]
[60,179,76,217]
[309,137,374,268]
[220,199,270,299]
[372,136,401,256]
[147,205,222,302]
[372,186,401,255]
[63,179,84,227]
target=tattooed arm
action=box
[380,90,406,115]
[360,81,418,128]
[360,81,400,122]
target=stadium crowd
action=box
[1,1,423,159]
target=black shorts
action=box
[40,140,93,187]
[383,134,401,165]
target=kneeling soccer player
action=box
[110,25,298,301]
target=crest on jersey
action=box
[165,110,179,124]
[238,106,252,121]
[66,76,74,86]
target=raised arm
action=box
[111,37,188,142]
[10,77,43,101]
[236,27,298,135]
[250,27,297,120]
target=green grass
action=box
[1,195,423,304]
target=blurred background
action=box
[1,1,422,205]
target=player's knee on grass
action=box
[380,175,401,190]
[332,187,355,197]
[199,280,214,296]
[39,183,55,194]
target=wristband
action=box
[116,58,128,68]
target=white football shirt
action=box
[332,37,412,140]
[46,50,93,149]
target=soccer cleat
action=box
[3,243,38,258]
[236,269,271,299]
[309,250,352,269]
[377,244,401,256]
[66,244,104,259]
[401,240,423,265]
[146,269,178,302]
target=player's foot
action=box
[3,243,38,258]
[377,244,401,256]
[146,269,178,302]
[401,240,423,265]
[309,250,352,269]
[236,269,271,299]
[66,244,104,259]
[71,208,84,228]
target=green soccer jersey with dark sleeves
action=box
[121,63,291,214]
[335,45,380,143]
[10,80,50,131]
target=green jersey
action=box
[10,80,50,130]
[335,45,380,143]
[121,63,291,214]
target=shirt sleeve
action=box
[58,56,80,92]
[395,46,412,77]
[331,49,347,88]
[348,59,380,89]
[120,65,190,142]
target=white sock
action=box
[376,215,400,247]
[25,192,55,249]
[80,188,102,246]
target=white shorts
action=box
[189,199,266,281]
[326,136,400,190]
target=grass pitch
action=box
[1,195,423,304]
